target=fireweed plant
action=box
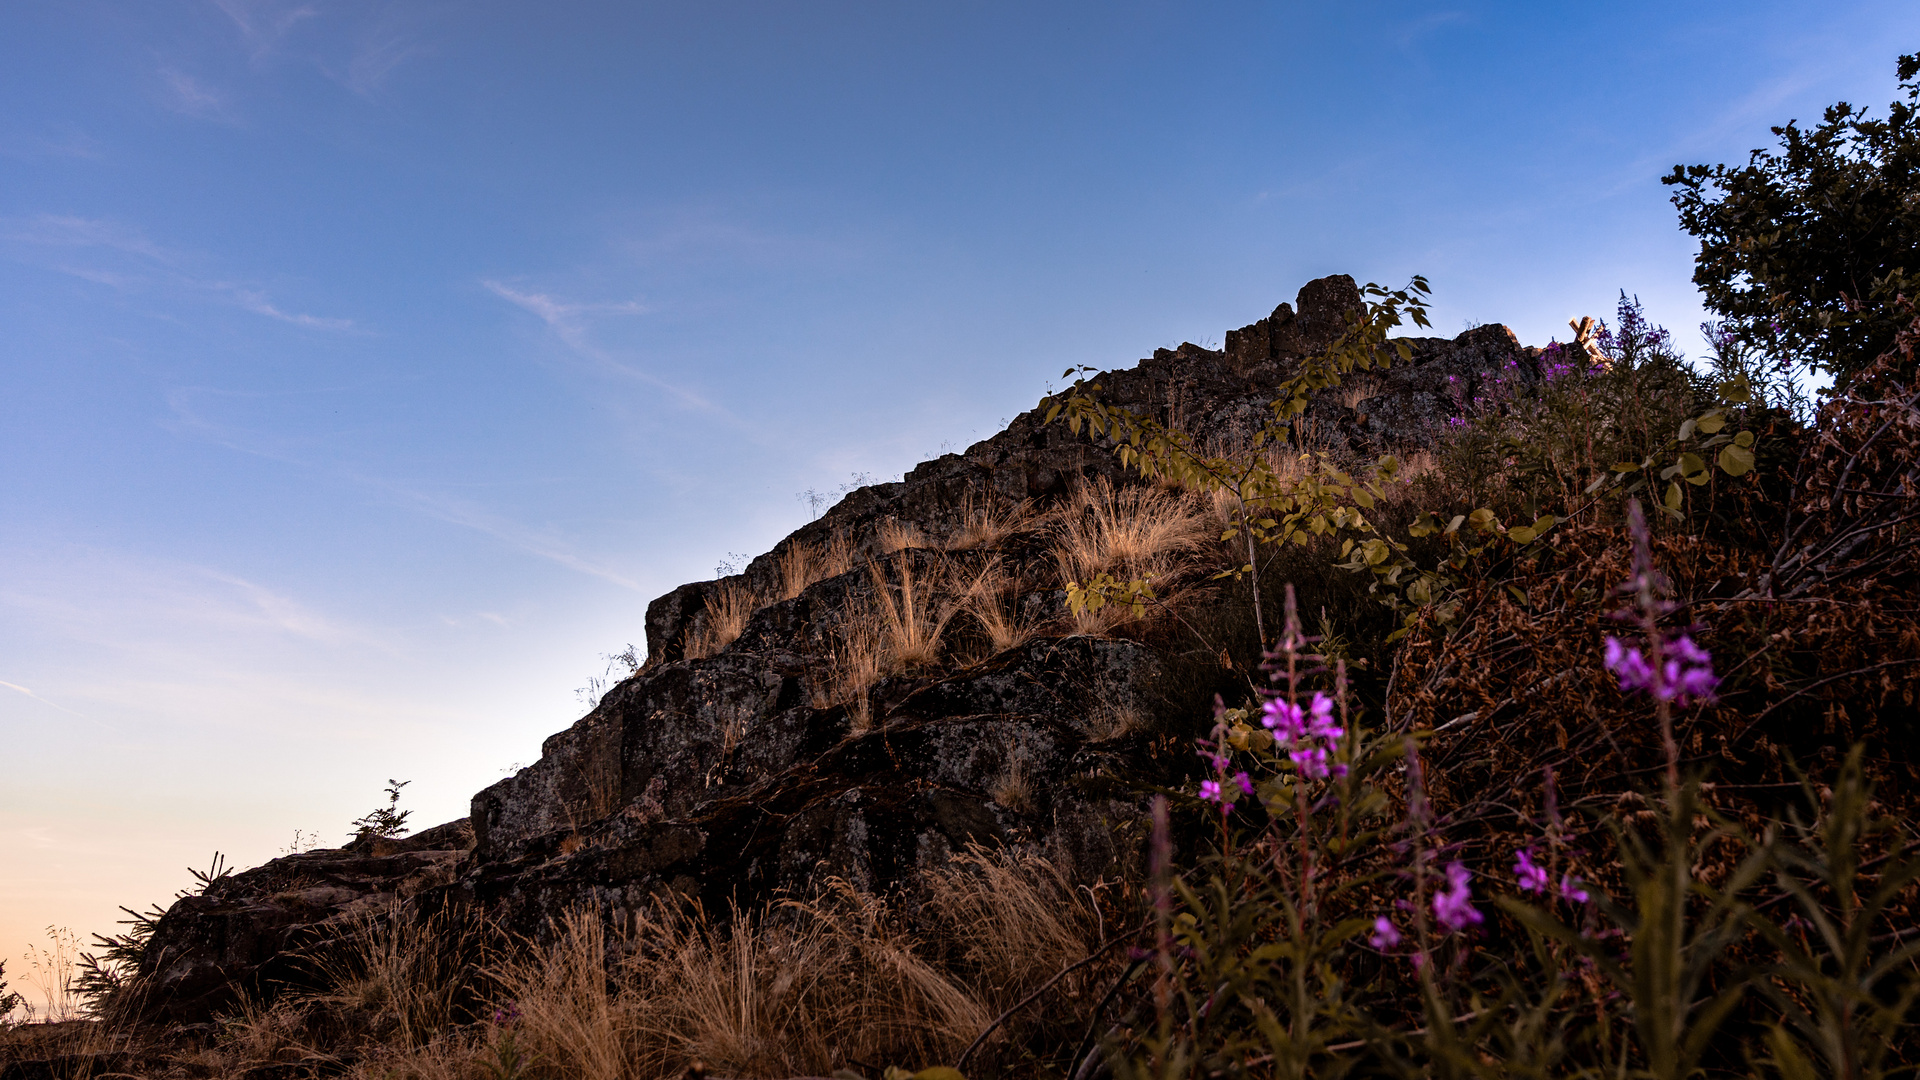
[1108,519,1918,1079]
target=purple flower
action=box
[1369,917,1402,949]
[1606,634,1717,703]
[1559,874,1590,904]
[1604,636,1654,692]
[1306,692,1343,740]
[1669,664,1719,703]
[1198,779,1224,803]
[1262,698,1305,742]
[492,1001,521,1026]
[1433,862,1484,933]
[1669,635,1710,665]
[1233,771,1255,796]
[1290,745,1334,780]
[1514,848,1550,893]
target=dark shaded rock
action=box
[134,829,468,1024]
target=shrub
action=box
[1667,51,1920,388]
[1098,534,1920,1079]
[1435,293,1703,516]
[0,961,22,1025]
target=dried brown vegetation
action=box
[946,495,1034,551]
[1051,478,1212,635]
[97,849,1119,1080]
[684,580,756,660]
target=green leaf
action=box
[1697,412,1727,434]
[1718,442,1756,476]
[1734,429,1755,447]
[1508,526,1537,543]
[1664,480,1684,512]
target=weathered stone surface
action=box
[133,276,1550,1024]
[133,823,470,1024]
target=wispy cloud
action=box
[159,388,646,590]
[158,68,236,122]
[212,0,320,60]
[220,284,357,330]
[0,680,91,720]
[375,482,646,591]
[5,214,356,330]
[341,7,435,96]
[0,126,104,162]
[11,215,176,262]
[483,280,724,413]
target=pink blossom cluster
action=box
[1513,848,1590,903]
[1262,690,1347,780]
[1370,862,1483,952]
[1197,770,1253,806]
[1604,633,1719,703]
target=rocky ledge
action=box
[131,276,1552,1026]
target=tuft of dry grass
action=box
[1338,376,1382,411]
[685,580,756,659]
[1052,478,1211,634]
[921,846,1107,1016]
[815,557,956,729]
[777,531,856,601]
[878,519,928,553]
[990,758,1034,814]
[955,558,1040,661]
[947,494,1033,551]
[1083,703,1147,741]
[872,558,951,670]
[316,902,488,1050]
[490,908,628,1080]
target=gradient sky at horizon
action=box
[4,0,1917,989]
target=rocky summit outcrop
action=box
[132,276,1553,1026]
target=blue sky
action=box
[4,0,1916,982]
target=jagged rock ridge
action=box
[132,276,1548,1025]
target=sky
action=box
[3,0,1916,1005]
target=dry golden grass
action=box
[1083,703,1147,741]
[955,558,1040,660]
[685,580,756,659]
[182,849,1115,1080]
[815,557,957,730]
[1052,478,1209,585]
[412,850,1101,1078]
[1052,478,1211,635]
[922,846,1105,1011]
[872,558,951,670]
[990,758,1034,814]
[1338,376,1382,410]
[946,494,1033,551]
[878,518,928,553]
[491,908,628,1080]
[777,531,856,600]
[318,902,486,1050]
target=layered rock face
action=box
[134,276,1547,1025]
